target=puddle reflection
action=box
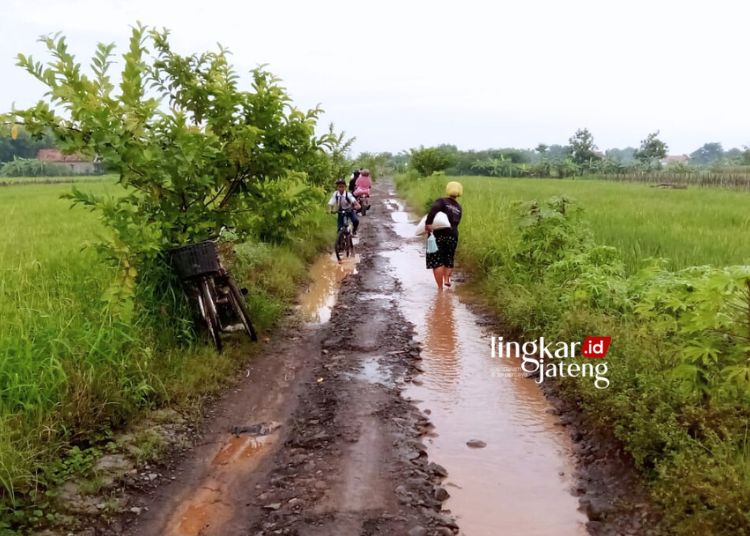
[383,205,588,535]
[424,292,459,389]
[298,254,357,324]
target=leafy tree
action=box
[689,142,724,166]
[0,125,55,162]
[535,143,549,156]
[546,144,571,160]
[323,123,355,183]
[497,148,531,164]
[470,155,529,177]
[436,143,460,155]
[409,146,455,176]
[5,25,346,313]
[724,147,743,163]
[359,151,409,175]
[552,157,579,178]
[355,151,391,178]
[568,128,601,166]
[594,158,628,174]
[530,160,552,177]
[634,131,668,169]
[605,147,637,165]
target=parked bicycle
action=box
[169,240,258,352]
[334,208,355,262]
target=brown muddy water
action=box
[383,195,588,535]
[151,193,586,535]
[298,253,358,324]
[163,435,276,536]
[144,255,357,536]
[162,256,358,535]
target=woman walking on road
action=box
[425,181,463,290]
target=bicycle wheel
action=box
[201,277,222,328]
[335,231,346,261]
[346,233,354,257]
[196,280,223,352]
[226,277,258,342]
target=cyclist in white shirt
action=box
[328,178,361,235]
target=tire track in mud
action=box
[113,178,655,536]
[120,180,456,536]
[120,326,325,536]
[245,196,457,535]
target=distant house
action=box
[37,148,95,174]
[660,154,690,167]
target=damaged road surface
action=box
[123,180,456,536]
[119,178,647,536]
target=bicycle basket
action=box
[169,241,221,279]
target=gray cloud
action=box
[1,0,749,154]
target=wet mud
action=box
[381,195,587,535]
[81,177,657,536]
[245,209,454,535]
[382,191,657,536]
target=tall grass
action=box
[399,176,750,273]
[1,182,112,498]
[0,179,333,525]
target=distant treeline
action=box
[0,127,106,176]
[0,127,56,162]
[382,131,750,189]
[0,158,103,177]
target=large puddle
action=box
[383,196,588,535]
[298,253,358,324]
[157,204,586,535]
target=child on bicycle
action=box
[328,178,361,235]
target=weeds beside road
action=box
[0,179,334,532]
[397,174,750,535]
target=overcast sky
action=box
[1,0,748,155]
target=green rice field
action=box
[400,175,750,273]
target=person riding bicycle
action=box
[328,178,360,235]
[348,169,361,193]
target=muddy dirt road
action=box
[116,178,645,536]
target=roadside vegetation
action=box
[3,15,748,536]
[397,174,750,535]
[0,25,346,532]
[400,176,750,273]
[0,176,336,534]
